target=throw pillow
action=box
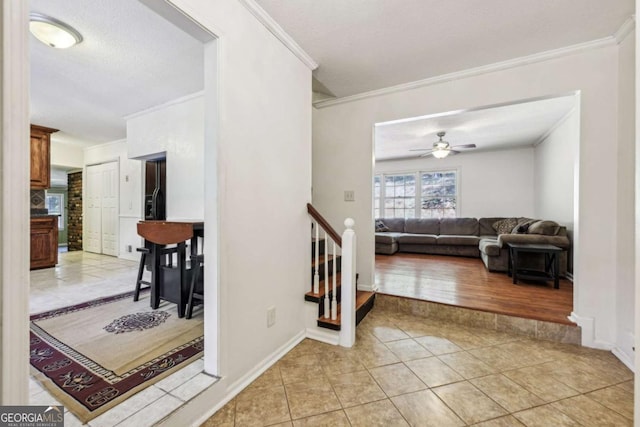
[375,219,390,232]
[511,218,535,234]
[528,220,560,236]
[493,218,518,235]
[511,223,531,234]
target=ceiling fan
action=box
[409,131,476,159]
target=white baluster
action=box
[313,221,319,294]
[324,232,329,318]
[331,241,337,320]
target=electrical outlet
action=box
[344,190,355,201]
[267,306,276,327]
[126,244,132,253]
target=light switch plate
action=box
[267,306,276,327]
[344,190,355,201]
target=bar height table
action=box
[137,220,204,317]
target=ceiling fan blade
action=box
[419,152,434,158]
[409,148,432,152]
[452,144,476,149]
[448,150,460,155]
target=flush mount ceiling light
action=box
[29,13,83,49]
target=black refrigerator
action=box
[144,159,166,220]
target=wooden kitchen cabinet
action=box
[30,124,58,189]
[30,215,58,269]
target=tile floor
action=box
[29,251,216,427]
[31,251,635,426]
[202,309,634,426]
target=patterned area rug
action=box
[30,290,204,423]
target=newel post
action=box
[339,218,356,347]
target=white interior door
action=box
[85,161,119,255]
[101,162,119,256]
[85,164,103,253]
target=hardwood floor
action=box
[375,253,574,325]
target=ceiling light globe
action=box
[432,149,449,159]
[29,14,82,49]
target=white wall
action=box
[533,107,579,272]
[126,93,205,220]
[375,147,535,218]
[313,41,629,351]
[50,140,83,169]
[152,1,312,424]
[615,29,636,367]
[84,140,143,261]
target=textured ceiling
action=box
[255,0,634,98]
[375,95,577,161]
[30,0,204,146]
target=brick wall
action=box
[67,171,83,251]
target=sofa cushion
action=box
[377,218,405,232]
[375,219,390,232]
[493,218,518,235]
[479,217,504,236]
[437,235,480,246]
[440,218,478,235]
[479,239,500,256]
[528,220,560,236]
[397,234,438,245]
[405,218,439,234]
[375,232,404,244]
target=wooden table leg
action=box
[553,253,560,289]
[150,241,160,309]
[512,248,518,284]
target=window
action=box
[420,171,457,218]
[384,174,416,218]
[373,175,381,219]
[374,170,457,219]
[45,193,64,230]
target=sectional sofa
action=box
[375,217,571,276]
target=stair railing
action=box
[307,203,356,347]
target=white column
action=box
[339,219,356,348]
[1,0,30,404]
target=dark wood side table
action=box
[507,243,562,289]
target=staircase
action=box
[307,204,375,338]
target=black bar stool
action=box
[134,247,151,301]
[186,254,204,319]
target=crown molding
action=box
[123,90,204,121]
[532,106,578,146]
[238,0,318,71]
[613,15,636,44]
[314,36,617,109]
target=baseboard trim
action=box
[357,283,377,292]
[569,311,614,350]
[306,327,340,345]
[187,330,306,427]
[612,347,635,372]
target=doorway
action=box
[372,93,579,323]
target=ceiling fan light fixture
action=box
[432,148,450,159]
[29,13,83,49]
